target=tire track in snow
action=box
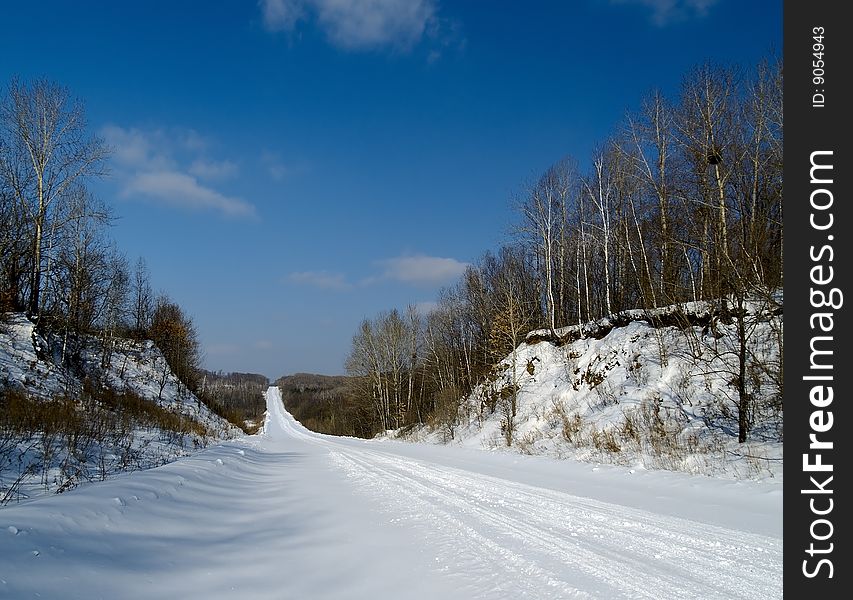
[329,447,780,599]
[268,388,781,599]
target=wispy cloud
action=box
[189,158,239,181]
[102,125,170,171]
[377,255,469,286]
[611,0,720,26]
[260,0,306,32]
[124,171,255,217]
[288,270,353,290]
[206,343,241,356]
[260,0,440,51]
[179,129,210,152]
[261,151,304,181]
[288,254,468,292]
[103,125,255,218]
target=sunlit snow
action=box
[0,387,782,599]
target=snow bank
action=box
[1,313,239,504]
[402,298,783,481]
[0,313,75,398]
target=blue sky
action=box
[1,1,781,378]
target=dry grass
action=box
[550,399,583,445]
[1,382,212,502]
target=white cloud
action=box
[124,171,255,218]
[287,255,468,294]
[189,158,239,180]
[289,270,353,290]
[611,0,719,25]
[316,0,435,50]
[260,0,437,50]
[261,0,306,32]
[378,255,469,286]
[103,125,255,218]
[102,125,170,170]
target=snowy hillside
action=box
[1,313,239,504]
[401,298,783,480]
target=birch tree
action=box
[0,78,109,319]
[518,158,576,334]
[54,187,111,364]
[131,257,153,336]
[676,63,740,299]
[582,147,617,316]
[623,90,678,303]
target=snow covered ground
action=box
[0,386,781,599]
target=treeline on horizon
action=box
[199,371,269,434]
[286,55,783,445]
[0,78,265,432]
[277,374,376,438]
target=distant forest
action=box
[286,55,783,444]
[200,371,268,434]
[277,373,375,438]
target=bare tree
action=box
[99,253,130,369]
[622,90,678,304]
[486,247,540,446]
[675,63,741,300]
[518,158,576,334]
[346,318,388,430]
[0,78,109,320]
[53,187,111,366]
[405,304,421,421]
[131,257,153,336]
[582,146,617,316]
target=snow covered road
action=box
[0,386,782,599]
